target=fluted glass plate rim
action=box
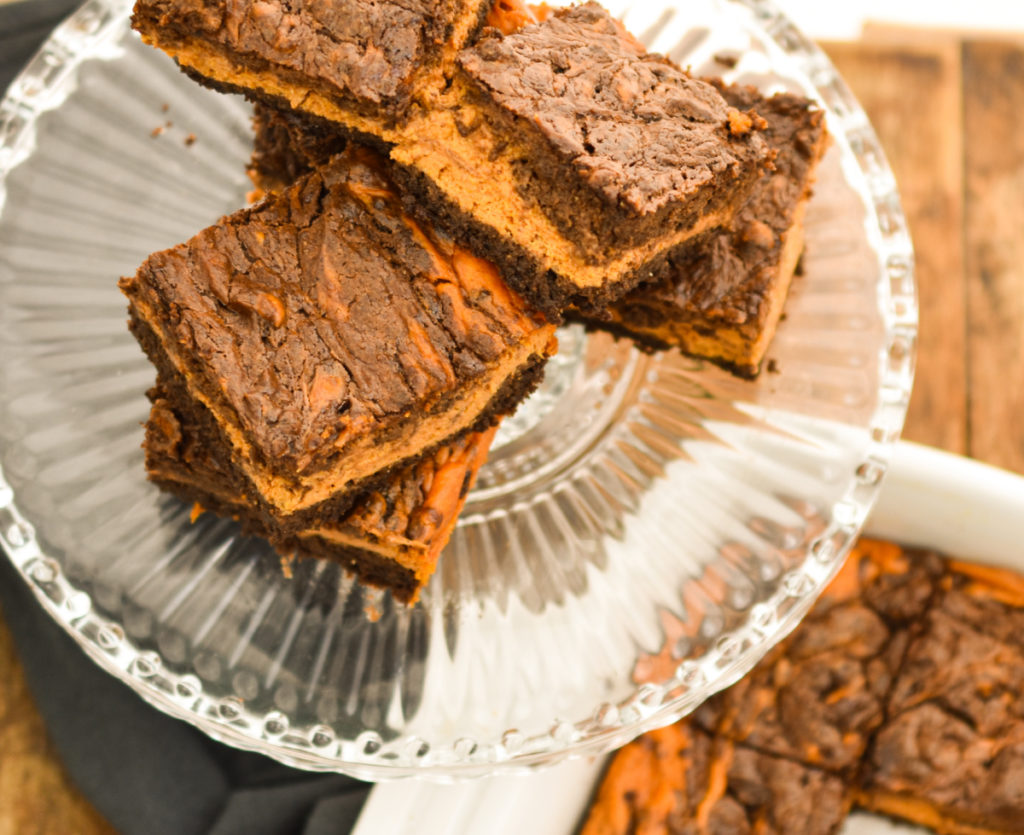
[0,0,917,780]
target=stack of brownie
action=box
[581,540,1024,835]
[121,145,557,603]
[123,0,830,600]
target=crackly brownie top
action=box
[886,566,1024,739]
[459,2,770,216]
[122,147,545,473]
[863,560,1024,829]
[133,0,460,107]
[702,601,898,772]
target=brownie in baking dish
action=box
[120,145,556,531]
[581,83,829,378]
[391,2,775,316]
[583,541,1024,835]
[131,0,494,136]
[144,377,495,603]
[580,722,852,835]
[859,562,1024,835]
[695,539,943,774]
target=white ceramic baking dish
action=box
[352,441,1024,835]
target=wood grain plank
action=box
[963,41,1024,474]
[862,22,1024,47]
[825,40,968,454]
[0,605,114,835]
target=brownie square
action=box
[392,3,774,315]
[694,540,944,773]
[145,376,494,602]
[120,145,556,529]
[581,723,851,835]
[859,564,1024,835]
[586,84,829,377]
[132,0,495,130]
[861,705,1024,835]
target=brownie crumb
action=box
[741,219,775,249]
[161,102,169,112]
[766,358,780,374]
[150,125,164,138]
[728,108,755,136]
[184,133,197,147]
[279,555,294,579]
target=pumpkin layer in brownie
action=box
[144,377,494,603]
[582,83,829,378]
[120,146,556,531]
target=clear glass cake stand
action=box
[0,0,916,779]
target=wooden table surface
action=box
[1,29,1023,835]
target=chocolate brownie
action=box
[583,84,829,377]
[391,3,774,315]
[694,540,943,773]
[861,705,1024,835]
[120,145,556,530]
[859,563,1024,835]
[131,0,494,134]
[248,103,348,199]
[145,378,494,602]
[244,85,821,376]
[144,0,773,319]
[583,543,1024,835]
[581,723,851,835]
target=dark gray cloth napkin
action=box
[0,4,372,832]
